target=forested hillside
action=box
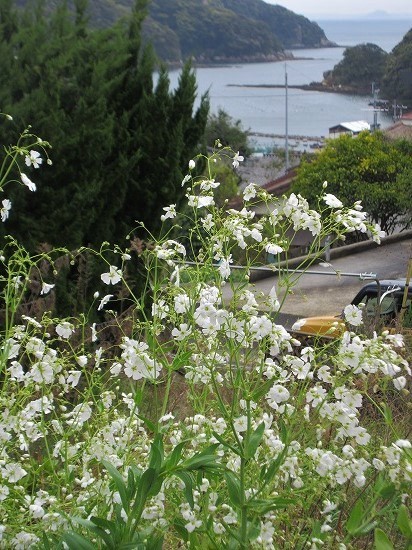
[15,0,334,63]
[381,28,412,102]
[322,43,388,94]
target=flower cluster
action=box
[0,143,410,548]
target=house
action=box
[328,120,370,138]
[383,112,412,141]
[399,111,412,126]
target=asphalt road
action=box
[223,237,412,330]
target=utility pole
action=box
[285,63,289,172]
[371,82,379,131]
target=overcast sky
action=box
[268,0,412,18]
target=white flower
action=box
[0,485,9,501]
[232,151,244,168]
[292,319,306,331]
[393,376,406,390]
[188,159,196,170]
[323,193,343,208]
[56,321,75,339]
[370,223,386,244]
[30,360,54,383]
[20,172,36,192]
[101,265,122,285]
[266,384,290,407]
[25,150,43,169]
[160,204,177,221]
[76,355,88,367]
[40,282,55,295]
[343,304,363,327]
[187,195,214,209]
[91,322,98,342]
[1,199,11,222]
[98,294,113,311]
[265,243,284,255]
[218,256,232,280]
[267,286,280,311]
[243,183,257,201]
[110,362,122,375]
[2,462,27,482]
[233,415,248,432]
[171,323,191,341]
[67,370,82,387]
[29,503,45,518]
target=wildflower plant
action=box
[0,125,410,549]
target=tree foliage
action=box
[381,28,412,102]
[0,0,209,251]
[323,43,388,94]
[291,132,412,235]
[204,109,251,157]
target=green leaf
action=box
[379,483,396,500]
[173,519,189,542]
[74,517,116,547]
[212,431,241,457]
[381,403,393,425]
[180,444,220,471]
[175,470,195,508]
[132,467,158,516]
[247,520,261,541]
[164,440,187,471]
[374,528,394,550]
[102,460,130,513]
[171,350,192,372]
[245,422,265,460]
[62,532,97,550]
[397,504,412,539]
[224,471,242,508]
[149,435,164,470]
[145,535,164,550]
[346,500,364,535]
[90,515,119,538]
[261,446,287,484]
[278,417,288,444]
[247,497,295,514]
[356,520,378,536]
[251,377,277,401]
[137,414,157,434]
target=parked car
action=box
[291,279,412,338]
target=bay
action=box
[168,18,412,148]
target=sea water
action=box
[168,18,412,146]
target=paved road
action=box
[223,237,412,330]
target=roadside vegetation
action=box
[291,131,412,236]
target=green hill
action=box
[319,27,412,102]
[322,43,389,94]
[381,28,412,102]
[15,0,334,63]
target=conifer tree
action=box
[0,0,209,252]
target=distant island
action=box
[319,29,412,101]
[229,28,412,104]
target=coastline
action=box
[226,82,370,96]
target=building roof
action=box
[400,111,412,121]
[329,120,370,133]
[383,120,412,141]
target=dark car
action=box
[291,279,412,338]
